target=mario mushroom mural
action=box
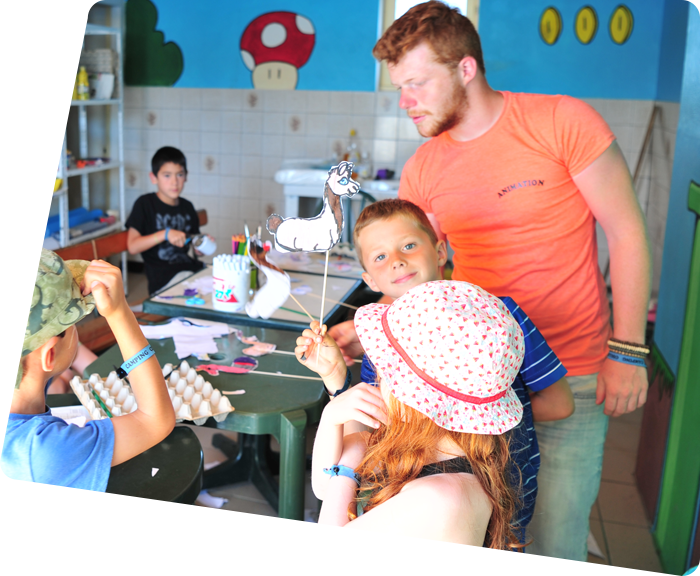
[240,11,315,90]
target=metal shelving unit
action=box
[8,19,126,248]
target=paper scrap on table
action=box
[203,460,222,471]
[587,531,605,559]
[140,318,231,360]
[196,490,228,509]
[243,342,276,356]
[291,285,312,295]
[222,390,246,395]
[239,335,259,344]
[50,405,91,427]
[182,275,214,295]
[330,262,352,272]
[152,468,159,477]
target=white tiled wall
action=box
[123,87,678,296]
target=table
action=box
[85,325,363,520]
[46,394,204,504]
[267,248,366,280]
[143,266,366,331]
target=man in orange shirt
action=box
[366,1,651,562]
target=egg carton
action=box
[69,361,234,426]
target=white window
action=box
[378,0,480,90]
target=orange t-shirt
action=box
[400,91,615,376]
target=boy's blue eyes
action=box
[373,244,417,262]
[339,177,348,185]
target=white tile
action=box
[201,132,221,153]
[143,109,160,130]
[184,173,200,193]
[240,198,261,221]
[124,87,143,109]
[242,133,263,155]
[199,176,221,197]
[373,139,397,164]
[286,113,306,135]
[263,91,286,112]
[181,110,202,132]
[353,92,376,115]
[262,134,285,157]
[329,92,354,114]
[240,177,261,199]
[201,154,219,175]
[180,131,201,154]
[160,130,181,149]
[328,137,345,160]
[242,112,263,134]
[397,140,421,167]
[285,91,307,113]
[201,110,222,132]
[261,155,283,179]
[125,170,141,191]
[244,91,262,111]
[220,155,241,177]
[306,113,327,137]
[201,89,224,110]
[240,155,262,178]
[220,176,240,197]
[263,112,285,135]
[305,137,327,158]
[160,109,181,131]
[142,87,162,110]
[181,88,202,109]
[222,111,241,133]
[220,196,239,215]
[398,117,421,141]
[222,90,243,111]
[375,91,399,116]
[160,88,181,109]
[124,148,143,166]
[353,115,376,142]
[145,129,163,153]
[124,108,141,130]
[327,114,352,138]
[184,152,200,175]
[284,135,307,158]
[375,116,397,139]
[306,90,330,113]
[221,132,241,156]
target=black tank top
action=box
[346,457,478,576]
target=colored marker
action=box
[91,389,113,418]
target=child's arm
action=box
[127,227,187,255]
[529,377,575,421]
[295,321,350,395]
[82,260,175,466]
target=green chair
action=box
[161,537,326,576]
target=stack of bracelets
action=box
[607,338,650,368]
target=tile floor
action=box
[125,269,665,573]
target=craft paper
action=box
[291,285,312,295]
[266,162,359,253]
[243,342,277,356]
[140,318,231,360]
[245,236,292,319]
[196,357,258,376]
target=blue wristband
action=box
[164,227,170,242]
[116,345,155,378]
[608,351,646,368]
[323,464,361,486]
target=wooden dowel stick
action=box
[305,292,358,310]
[317,249,331,364]
[288,293,315,322]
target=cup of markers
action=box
[212,254,250,312]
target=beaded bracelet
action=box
[608,338,650,356]
[323,464,361,487]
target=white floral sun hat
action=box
[354,281,525,434]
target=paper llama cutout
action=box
[266,161,359,252]
[245,236,291,319]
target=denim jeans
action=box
[525,373,609,561]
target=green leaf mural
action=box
[125,0,183,86]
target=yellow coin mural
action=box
[540,7,562,45]
[610,5,634,44]
[575,6,598,44]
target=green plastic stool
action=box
[161,537,326,576]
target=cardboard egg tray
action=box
[69,360,234,426]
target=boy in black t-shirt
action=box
[126,146,213,295]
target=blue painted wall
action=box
[479,0,687,101]
[149,0,381,91]
[654,4,700,374]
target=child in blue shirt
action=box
[295,199,574,538]
[1,250,175,491]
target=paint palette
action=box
[69,360,235,426]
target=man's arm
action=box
[572,140,651,417]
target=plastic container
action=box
[76,66,89,101]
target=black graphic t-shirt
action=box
[125,193,204,294]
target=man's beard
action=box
[418,78,469,138]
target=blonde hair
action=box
[0,200,39,240]
[350,392,523,550]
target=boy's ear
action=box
[38,336,60,373]
[361,272,382,293]
[436,239,448,267]
[148,171,158,185]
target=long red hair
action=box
[349,392,523,550]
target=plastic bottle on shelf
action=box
[356,151,373,180]
[66,62,78,100]
[76,66,90,100]
[37,64,51,100]
[20,60,38,98]
[343,129,361,166]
